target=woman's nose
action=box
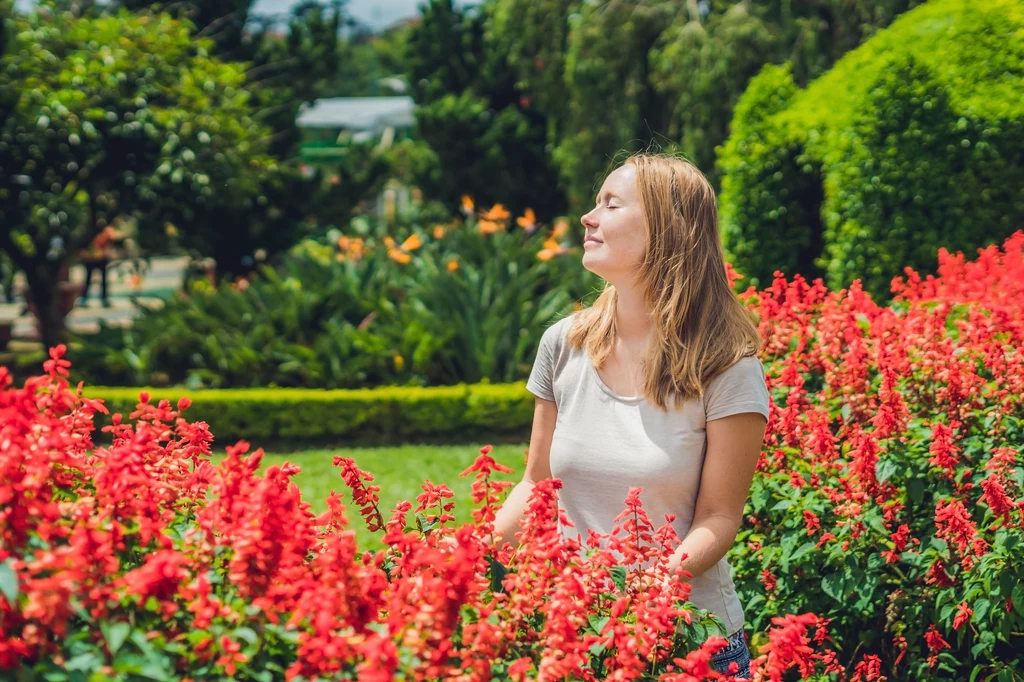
[581,211,598,229]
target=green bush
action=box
[718,0,1024,299]
[89,382,536,446]
[69,206,598,389]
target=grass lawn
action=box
[214,443,526,551]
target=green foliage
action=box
[717,64,826,283]
[69,207,599,390]
[398,220,590,385]
[327,24,411,97]
[554,0,675,211]
[113,0,351,275]
[0,3,278,347]
[488,0,578,127]
[490,0,921,216]
[648,3,779,189]
[90,382,536,445]
[730,363,1024,679]
[404,0,564,218]
[718,0,1024,298]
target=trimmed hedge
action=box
[718,0,1024,300]
[89,382,536,447]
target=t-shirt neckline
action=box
[586,353,645,404]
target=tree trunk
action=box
[25,260,70,352]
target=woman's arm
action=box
[490,397,557,547]
[667,411,768,578]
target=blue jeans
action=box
[710,629,752,678]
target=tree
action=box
[327,24,411,98]
[110,1,364,276]
[115,0,346,159]
[404,0,564,219]
[0,4,278,349]
[489,0,923,215]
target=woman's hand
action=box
[437,532,499,551]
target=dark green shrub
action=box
[718,0,1024,299]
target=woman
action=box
[491,153,771,678]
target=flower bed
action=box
[3,233,1024,680]
[1,350,834,680]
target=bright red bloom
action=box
[952,601,972,630]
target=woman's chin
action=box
[581,253,608,278]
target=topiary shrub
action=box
[718,0,1024,300]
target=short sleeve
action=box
[703,354,771,422]
[526,319,564,401]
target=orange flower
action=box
[388,249,411,264]
[460,195,475,216]
[478,219,502,235]
[433,225,447,240]
[446,258,459,272]
[384,236,397,249]
[480,203,511,222]
[400,234,423,252]
[537,235,574,261]
[516,208,537,230]
[551,217,570,239]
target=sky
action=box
[257,0,480,31]
[13,0,480,32]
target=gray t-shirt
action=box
[525,313,771,636]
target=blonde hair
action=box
[566,152,763,410]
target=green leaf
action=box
[64,651,103,672]
[876,459,900,483]
[821,572,846,602]
[908,478,925,504]
[780,532,800,573]
[973,597,991,624]
[751,487,772,510]
[102,621,131,655]
[1012,584,1024,617]
[609,565,627,593]
[770,499,795,512]
[0,559,18,603]
[235,626,259,645]
[487,555,508,593]
[998,572,1015,598]
[853,575,879,612]
[998,669,1014,682]
[588,615,610,635]
[789,541,817,564]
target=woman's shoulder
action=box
[543,311,580,340]
[712,351,766,381]
[536,311,584,360]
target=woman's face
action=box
[580,164,646,284]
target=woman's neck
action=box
[613,283,653,344]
